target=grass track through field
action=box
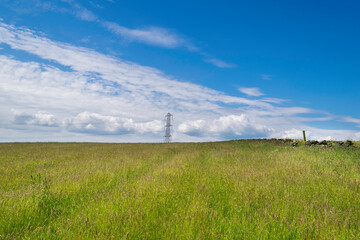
[0,141,359,239]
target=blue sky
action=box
[0,0,360,142]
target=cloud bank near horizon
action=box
[0,21,359,142]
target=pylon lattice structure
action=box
[164,112,173,143]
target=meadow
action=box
[0,140,359,239]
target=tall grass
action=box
[0,141,359,239]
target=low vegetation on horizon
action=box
[1,140,359,239]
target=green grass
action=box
[0,140,359,239]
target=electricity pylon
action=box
[164,113,173,143]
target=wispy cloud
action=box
[238,87,264,97]
[0,0,235,68]
[0,22,359,142]
[0,0,54,14]
[261,97,287,104]
[261,74,272,80]
[342,117,360,127]
[75,8,97,21]
[205,58,237,68]
[64,1,187,49]
[102,22,185,49]
[9,0,233,67]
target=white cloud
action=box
[178,120,206,136]
[238,87,264,97]
[1,1,233,67]
[102,22,184,49]
[0,1,60,14]
[60,0,98,22]
[205,58,236,68]
[53,1,190,49]
[178,114,273,138]
[0,22,359,142]
[64,112,163,135]
[354,132,360,140]
[13,111,58,127]
[343,117,360,127]
[270,128,360,141]
[101,21,233,66]
[75,8,97,21]
[0,22,267,110]
[261,97,287,104]
[270,128,302,139]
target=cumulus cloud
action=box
[178,114,273,139]
[65,112,163,135]
[178,120,206,137]
[238,87,264,97]
[354,132,360,140]
[270,128,360,141]
[13,111,57,127]
[270,128,302,139]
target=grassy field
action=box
[0,140,359,239]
